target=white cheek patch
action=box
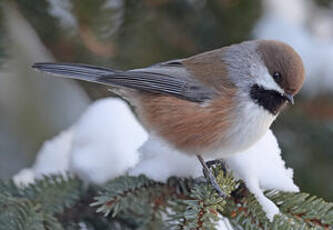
[252,64,284,94]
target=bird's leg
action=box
[197,155,227,198]
[206,159,227,174]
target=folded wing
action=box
[32,62,217,103]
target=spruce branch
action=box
[20,174,83,214]
[91,175,162,217]
[270,192,333,228]
[92,165,238,230]
[0,180,21,197]
[1,172,332,229]
[0,174,82,230]
[166,184,223,230]
[91,175,197,229]
[166,164,238,230]
[224,184,333,229]
[0,193,63,230]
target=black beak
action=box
[284,93,294,104]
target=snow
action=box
[34,129,73,178]
[13,168,35,187]
[13,129,73,186]
[69,98,147,184]
[129,134,203,182]
[254,0,333,96]
[13,98,148,185]
[216,214,234,230]
[13,97,298,222]
[224,130,299,221]
[225,130,299,192]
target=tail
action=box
[32,62,117,85]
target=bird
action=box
[32,40,305,197]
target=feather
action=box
[32,62,217,103]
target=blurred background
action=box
[0,0,332,201]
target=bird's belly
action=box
[209,101,276,158]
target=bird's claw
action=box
[206,159,227,174]
[197,156,227,198]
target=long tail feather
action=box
[32,62,117,85]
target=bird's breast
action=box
[213,98,276,157]
[135,91,236,155]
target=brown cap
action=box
[257,40,305,95]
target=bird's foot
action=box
[197,156,227,198]
[206,159,227,174]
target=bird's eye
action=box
[273,72,282,82]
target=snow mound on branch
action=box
[13,98,298,221]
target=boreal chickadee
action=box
[32,40,305,196]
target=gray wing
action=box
[32,61,217,103]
